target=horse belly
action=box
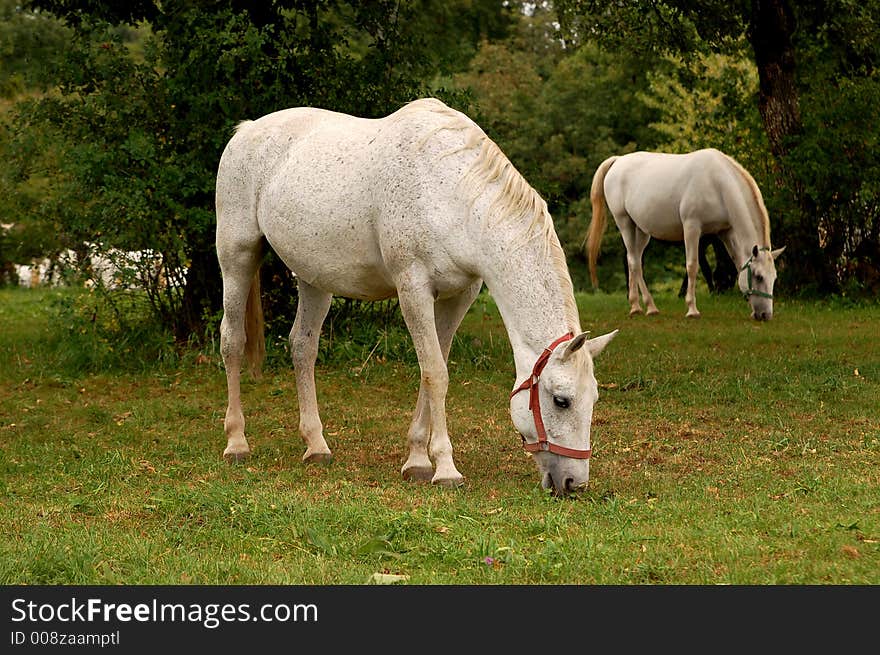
[261,210,397,300]
[605,162,682,240]
[621,194,684,241]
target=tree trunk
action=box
[176,245,222,343]
[749,0,801,158]
[748,0,837,293]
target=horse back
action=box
[216,101,484,300]
[604,149,747,238]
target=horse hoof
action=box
[402,466,434,482]
[686,312,701,319]
[303,451,333,465]
[646,308,660,316]
[223,450,250,463]
[629,308,643,316]
[432,476,465,488]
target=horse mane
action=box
[233,119,253,134]
[399,99,579,330]
[720,152,772,246]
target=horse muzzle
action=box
[541,461,590,496]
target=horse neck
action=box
[722,155,772,267]
[477,229,580,380]
[726,216,768,269]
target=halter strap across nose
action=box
[741,246,773,300]
[510,332,592,460]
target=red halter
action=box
[510,333,592,460]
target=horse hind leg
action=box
[632,232,659,315]
[616,221,644,315]
[219,245,263,462]
[682,222,702,318]
[619,219,658,315]
[401,280,482,484]
[289,280,333,464]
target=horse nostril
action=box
[564,477,575,493]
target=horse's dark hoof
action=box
[223,451,250,463]
[303,452,333,465]
[402,466,434,482]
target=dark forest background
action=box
[1,0,877,345]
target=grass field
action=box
[1,286,878,584]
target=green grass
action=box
[1,286,878,584]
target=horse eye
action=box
[553,396,570,409]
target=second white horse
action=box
[588,149,785,320]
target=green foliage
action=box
[554,0,880,296]
[47,287,179,372]
[555,0,747,57]
[779,7,880,295]
[454,29,661,290]
[0,0,71,97]
[640,51,766,157]
[8,0,496,341]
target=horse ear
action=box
[586,329,618,359]
[771,246,786,260]
[561,332,590,361]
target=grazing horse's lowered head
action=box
[739,244,786,321]
[510,330,618,496]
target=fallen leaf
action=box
[841,545,860,559]
[367,572,409,585]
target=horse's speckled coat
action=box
[215,98,617,493]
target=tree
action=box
[13,0,515,340]
[555,0,880,295]
[0,0,70,97]
[453,8,660,289]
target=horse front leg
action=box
[683,222,702,318]
[289,281,334,463]
[401,280,482,483]
[396,270,464,487]
[401,387,433,481]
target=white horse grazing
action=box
[215,98,617,495]
[587,149,785,320]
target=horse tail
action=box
[588,156,618,288]
[244,270,266,378]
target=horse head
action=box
[739,245,785,321]
[510,330,617,496]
